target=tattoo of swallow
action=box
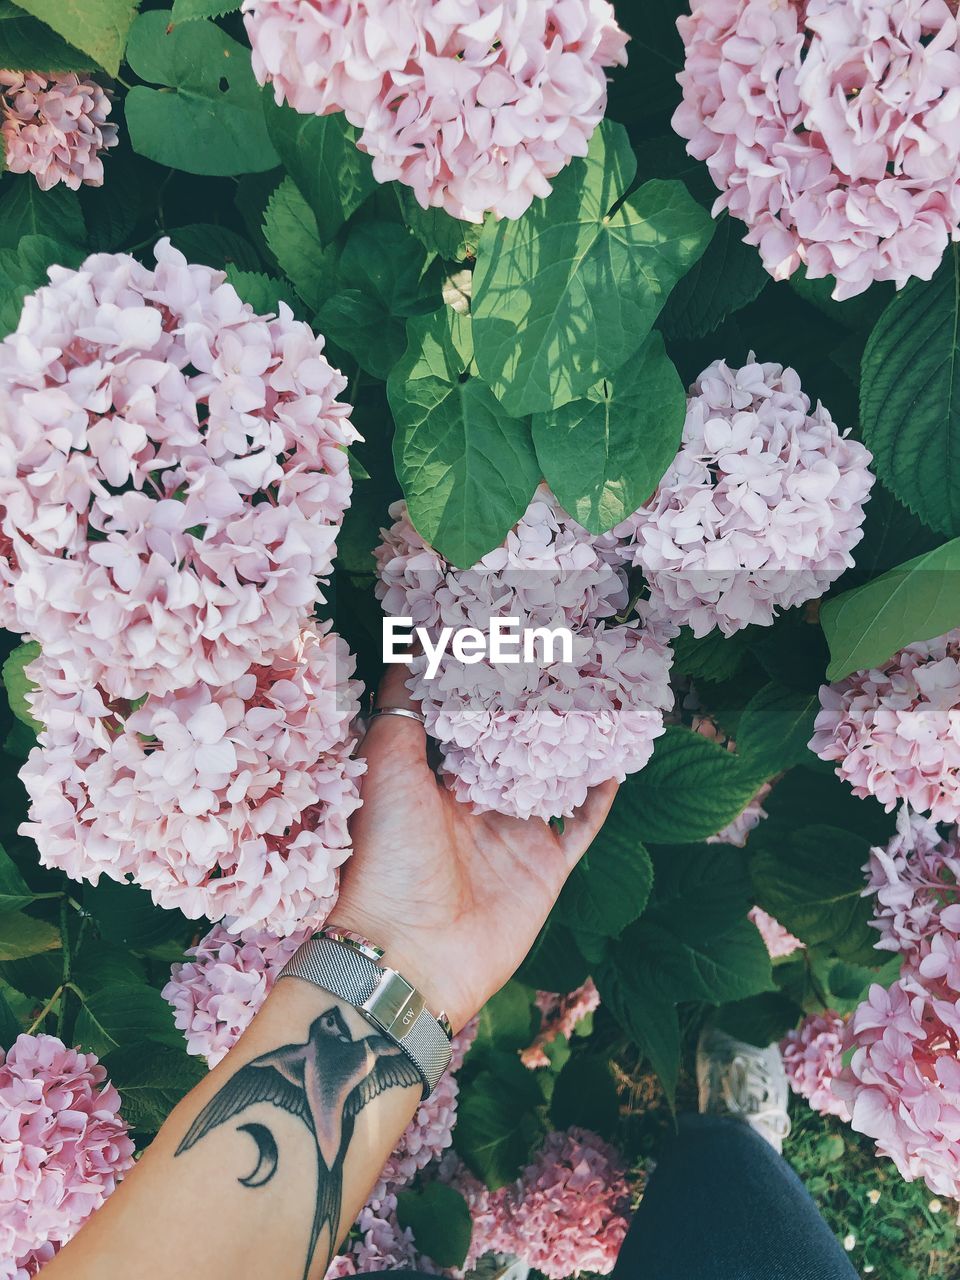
[174,1007,422,1280]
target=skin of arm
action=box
[44,668,617,1280]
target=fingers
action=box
[358,664,430,766]
[560,777,619,869]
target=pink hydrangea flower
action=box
[0,72,117,191]
[0,1034,134,1279]
[243,0,628,221]
[497,1127,631,1278]
[781,1011,851,1121]
[622,358,874,638]
[811,630,960,823]
[163,923,314,1066]
[749,906,804,960]
[864,806,960,958]
[327,1186,419,1278]
[836,959,960,1200]
[20,621,364,935]
[709,786,772,848]
[375,490,674,820]
[522,980,601,1069]
[0,238,358,699]
[673,0,960,299]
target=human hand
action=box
[334,666,617,1030]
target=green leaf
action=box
[103,1043,206,1131]
[550,1055,619,1138]
[167,224,261,272]
[83,878,192,949]
[0,182,84,250]
[630,916,774,1005]
[735,682,820,778]
[396,1184,472,1269]
[74,982,183,1057]
[671,627,750,683]
[14,0,137,75]
[659,212,768,341]
[73,941,146,992]
[751,825,878,963]
[626,727,760,844]
[388,308,540,566]
[0,911,60,961]
[595,959,681,1104]
[125,12,280,177]
[225,267,299,317]
[171,0,239,19]
[860,246,960,536]
[318,292,406,380]
[395,188,479,262]
[473,981,537,1054]
[0,985,22,1048]
[516,921,591,994]
[821,538,960,680]
[262,177,337,312]
[472,120,714,416]
[0,0,93,71]
[716,993,804,1048]
[2,642,41,733]
[532,331,685,534]
[0,845,35,912]
[763,766,895,847]
[262,95,376,243]
[556,807,652,938]
[453,1064,543,1188]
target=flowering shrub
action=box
[1,1,960,1274]
[0,1035,134,1278]
[673,0,960,299]
[243,0,629,220]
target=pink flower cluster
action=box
[327,1186,419,1277]
[375,489,675,820]
[242,0,628,221]
[522,980,601,1069]
[781,1010,851,1121]
[749,906,804,960]
[812,630,960,823]
[0,1034,134,1280]
[0,238,357,698]
[443,1128,631,1279]
[624,358,874,638]
[21,623,363,934]
[0,72,116,191]
[1,241,366,934]
[864,807,960,959]
[836,962,960,1200]
[673,0,960,299]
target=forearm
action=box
[44,975,422,1280]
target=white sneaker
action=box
[696,1026,792,1153]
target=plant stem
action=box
[26,986,64,1036]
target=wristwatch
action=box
[277,926,453,1096]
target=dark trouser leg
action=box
[613,1115,858,1280]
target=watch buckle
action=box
[361,968,425,1039]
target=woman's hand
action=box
[334,666,617,1030]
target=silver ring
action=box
[368,706,426,726]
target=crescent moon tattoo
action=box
[237,1122,279,1188]
[175,1006,423,1280]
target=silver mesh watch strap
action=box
[277,935,452,1096]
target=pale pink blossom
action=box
[749,906,804,959]
[673,0,960,298]
[622,358,874,637]
[836,959,960,1200]
[376,490,674,820]
[522,980,601,1069]
[863,806,960,958]
[811,630,960,823]
[782,1010,851,1120]
[709,786,772,847]
[0,72,117,191]
[19,621,364,935]
[0,238,358,699]
[497,1127,631,1278]
[0,1034,134,1280]
[242,0,628,221]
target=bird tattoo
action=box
[174,1006,422,1280]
